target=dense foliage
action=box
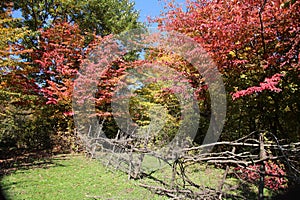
[1,0,299,155]
[1,0,299,198]
[0,0,142,151]
[154,0,299,142]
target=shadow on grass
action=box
[0,148,68,200]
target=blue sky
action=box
[134,0,186,23]
[12,0,187,25]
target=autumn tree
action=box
[0,3,53,149]
[154,0,299,142]
[28,0,143,151]
[0,0,143,152]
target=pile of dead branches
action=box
[82,128,300,199]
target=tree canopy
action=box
[153,0,299,142]
[1,0,299,151]
[0,0,142,150]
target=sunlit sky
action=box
[134,0,186,23]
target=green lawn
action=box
[1,153,277,200]
[1,154,167,200]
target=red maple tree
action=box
[155,0,299,99]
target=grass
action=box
[1,153,278,200]
[1,154,167,200]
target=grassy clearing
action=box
[1,154,167,200]
[1,153,277,199]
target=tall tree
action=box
[12,0,140,33]
[8,0,140,50]
[1,0,143,151]
[28,0,143,149]
[0,3,52,149]
[154,0,299,141]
